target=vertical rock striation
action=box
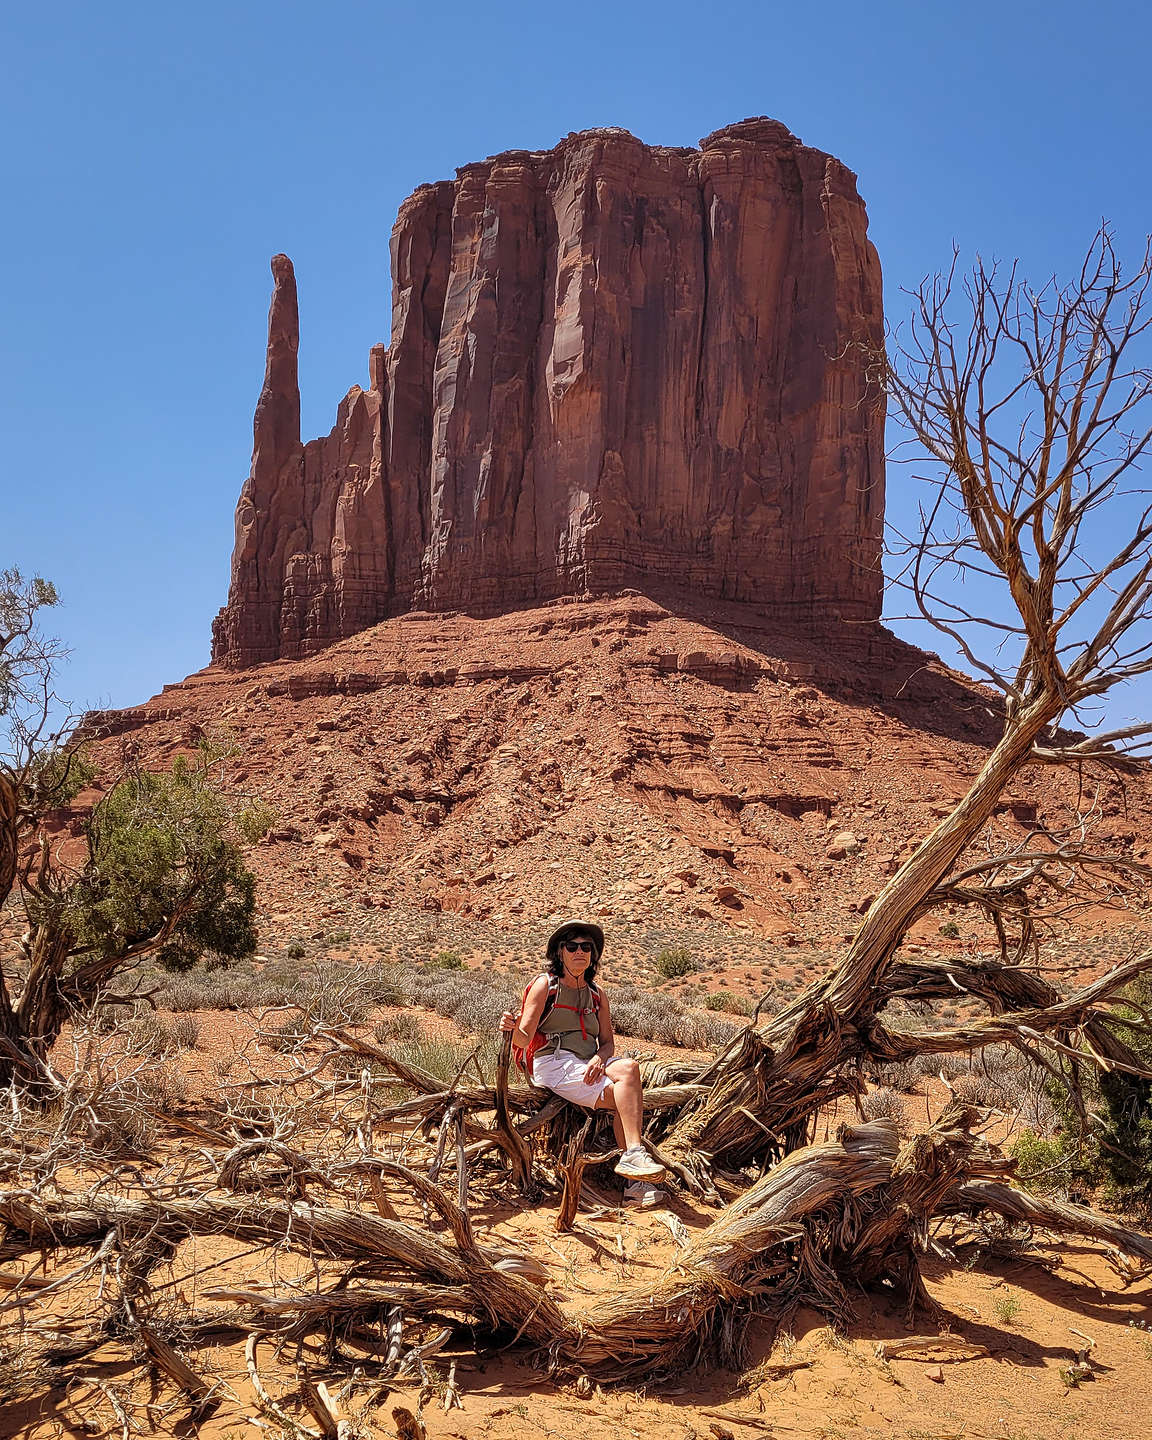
[212,119,885,666]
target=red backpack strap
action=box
[513,975,559,1076]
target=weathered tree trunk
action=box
[0,921,74,1088]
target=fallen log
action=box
[951,1180,1152,1263]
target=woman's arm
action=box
[499,975,550,1048]
[582,990,616,1084]
[596,990,616,1061]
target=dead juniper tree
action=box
[654,226,1152,1186]
[0,570,259,1088]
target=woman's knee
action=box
[610,1057,640,1085]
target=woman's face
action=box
[558,937,595,980]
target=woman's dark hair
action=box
[546,932,601,986]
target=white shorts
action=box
[531,1048,610,1108]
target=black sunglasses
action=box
[562,940,594,953]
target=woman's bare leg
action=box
[595,1058,645,1150]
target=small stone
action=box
[826,830,861,860]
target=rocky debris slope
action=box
[212,119,884,666]
[91,597,1152,961]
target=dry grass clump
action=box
[387,1033,501,1088]
[610,985,738,1050]
[861,1087,907,1130]
[373,1012,426,1046]
[410,966,507,1034]
[872,1059,921,1094]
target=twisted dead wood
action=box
[9,1108,1149,1381]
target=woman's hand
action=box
[583,1055,606,1085]
[499,1011,517,1034]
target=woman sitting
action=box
[500,921,666,1200]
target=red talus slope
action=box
[212,119,884,667]
[100,598,1152,953]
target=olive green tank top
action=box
[537,981,600,1061]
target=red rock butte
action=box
[211,119,885,667]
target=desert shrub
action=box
[873,1059,920,1094]
[450,985,506,1035]
[234,799,277,845]
[413,971,473,1020]
[935,1051,976,1079]
[327,929,352,946]
[938,921,960,939]
[953,1071,1000,1106]
[609,987,686,1045]
[285,940,307,960]
[169,1014,201,1050]
[655,946,695,980]
[64,748,258,976]
[603,986,736,1051]
[358,963,405,1007]
[162,978,217,1011]
[373,1012,426,1046]
[861,1086,907,1129]
[1051,977,1152,1214]
[681,1012,739,1050]
[122,1013,177,1057]
[705,991,755,1016]
[430,950,464,970]
[204,976,271,1010]
[1009,1129,1067,1194]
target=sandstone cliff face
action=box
[212,119,884,666]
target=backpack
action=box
[511,973,602,1077]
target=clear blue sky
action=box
[3,0,1151,727]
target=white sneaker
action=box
[623,1180,666,1207]
[614,1145,666,1180]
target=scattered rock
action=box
[826,830,861,860]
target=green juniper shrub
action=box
[64,748,258,975]
[1008,1129,1067,1195]
[234,799,277,845]
[1052,976,1152,1215]
[655,946,695,980]
[430,950,465,971]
